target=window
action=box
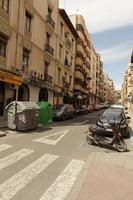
[60,22,64,37]
[59,44,63,58]
[2,0,9,13]
[70,75,72,85]
[65,72,67,79]
[0,35,7,58]
[48,6,52,16]
[70,56,73,66]
[46,32,51,45]
[44,62,49,75]
[25,11,32,32]
[22,48,30,68]
[57,68,61,85]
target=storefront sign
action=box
[0,70,22,86]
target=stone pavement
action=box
[78,109,133,200]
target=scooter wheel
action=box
[86,135,97,145]
[115,140,127,152]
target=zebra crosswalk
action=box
[0,144,85,200]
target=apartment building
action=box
[0,0,59,117]
[103,73,115,103]
[95,54,104,103]
[54,9,78,105]
[69,14,92,105]
[122,51,133,103]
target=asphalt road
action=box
[0,110,131,200]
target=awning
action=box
[0,69,22,86]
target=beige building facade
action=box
[54,9,78,105]
[0,0,59,117]
[69,14,92,105]
[122,51,133,105]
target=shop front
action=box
[0,69,22,116]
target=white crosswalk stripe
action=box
[0,148,33,170]
[0,153,58,200]
[39,159,85,200]
[0,144,12,152]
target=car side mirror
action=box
[127,116,131,119]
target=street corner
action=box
[78,163,133,200]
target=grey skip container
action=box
[6,101,40,131]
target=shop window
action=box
[2,0,9,13]
[25,11,32,32]
[0,35,7,58]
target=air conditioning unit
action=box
[30,70,38,78]
[38,73,44,80]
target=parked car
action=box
[75,105,88,115]
[96,107,130,137]
[53,104,75,120]
[87,105,93,113]
[93,104,101,111]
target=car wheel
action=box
[62,115,66,121]
[122,128,130,138]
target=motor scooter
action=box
[86,121,127,152]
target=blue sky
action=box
[59,0,133,89]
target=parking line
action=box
[0,148,33,170]
[39,159,85,200]
[0,153,58,200]
[0,144,12,152]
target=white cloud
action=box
[59,0,133,33]
[98,40,133,62]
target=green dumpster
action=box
[38,101,49,125]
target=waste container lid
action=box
[6,101,40,111]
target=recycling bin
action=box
[38,101,49,125]
[6,101,40,131]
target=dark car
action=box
[53,104,75,120]
[75,105,88,115]
[96,108,130,137]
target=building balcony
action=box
[76,24,84,33]
[65,38,71,48]
[44,74,53,84]
[46,15,55,29]
[75,57,83,66]
[45,44,54,56]
[76,50,85,60]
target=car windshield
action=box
[101,109,122,120]
[53,104,65,111]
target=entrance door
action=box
[0,81,5,116]
[39,88,48,102]
[18,84,29,101]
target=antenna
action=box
[63,0,66,9]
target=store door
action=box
[0,81,5,116]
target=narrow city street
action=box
[0,110,132,200]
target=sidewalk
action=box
[78,109,133,200]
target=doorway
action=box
[0,81,5,116]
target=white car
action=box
[110,104,124,110]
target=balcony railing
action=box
[66,38,71,48]
[46,15,55,29]
[76,24,84,33]
[44,74,53,84]
[45,44,54,56]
